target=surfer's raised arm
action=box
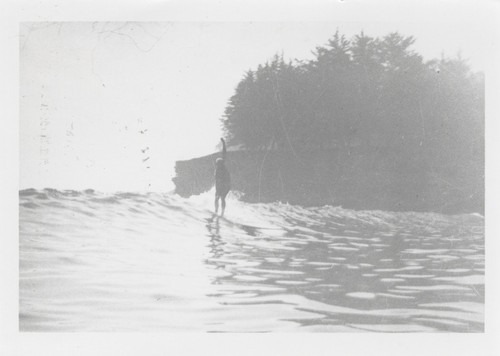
[221,138,227,160]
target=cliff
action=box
[173,148,484,214]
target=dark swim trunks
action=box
[215,166,231,197]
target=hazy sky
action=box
[20,20,488,192]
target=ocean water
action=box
[19,188,484,332]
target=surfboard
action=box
[219,214,282,232]
[205,211,282,236]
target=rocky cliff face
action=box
[173,149,483,214]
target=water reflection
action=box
[206,215,224,260]
[19,189,484,332]
[204,209,484,332]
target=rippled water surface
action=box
[19,189,484,332]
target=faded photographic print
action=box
[19,20,484,332]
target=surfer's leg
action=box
[221,192,227,217]
[214,194,220,214]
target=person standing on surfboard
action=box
[214,138,231,216]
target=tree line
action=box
[220,31,484,170]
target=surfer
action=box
[214,138,231,216]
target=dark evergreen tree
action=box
[220,30,484,186]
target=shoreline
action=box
[173,148,484,215]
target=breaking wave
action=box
[20,188,484,332]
